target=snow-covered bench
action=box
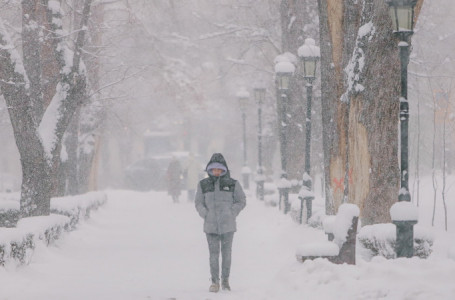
[296,203,360,265]
[323,215,336,241]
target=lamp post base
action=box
[279,188,290,214]
[298,195,314,224]
[393,220,417,258]
[305,196,314,222]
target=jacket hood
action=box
[205,153,229,172]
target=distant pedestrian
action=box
[195,153,246,293]
[185,153,200,202]
[166,157,182,203]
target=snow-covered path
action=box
[1,189,455,300]
[0,190,310,300]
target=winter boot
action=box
[209,281,220,293]
[221,278,231,291]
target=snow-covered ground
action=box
[1,176,455,299]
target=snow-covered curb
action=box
[0,191,107,266]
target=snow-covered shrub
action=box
[0,192,21,228]
[358,223,434,260]
[0,230,35,266]
[50,191,107,229]
[358,223,396,259]
[0,209,20,227]
[18,215,70,245]
[9,234,34,265]
[413,225,434,259]
[0,191,107,266]
[308,210,325,229]
[0,215,70,266]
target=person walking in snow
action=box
[195,153,246,293]
[166,156,182,203]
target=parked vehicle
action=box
[125,130,204,192]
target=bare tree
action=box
[431,87,438,226]
[59,0,105,196]
[441,93,448,231]
[440,84,452,231]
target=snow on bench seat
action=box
[296,241,339,257]
[296,203,360,265]
[323,215,336,241]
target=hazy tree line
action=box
[0,0,453,229]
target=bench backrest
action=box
[328,203,360,265]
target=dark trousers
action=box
[206,232,234,282]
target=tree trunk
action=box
[63,108,81,195]
[317,0,424,224]
[0,0,93,217]
[21,153,53,216]
[21,0,44,122]
[54,1,104,196]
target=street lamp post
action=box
[274,58,295,213]
[297,38,320,224]
[237,88,251,190]
[385,0,418,258]
[254,84,266,201]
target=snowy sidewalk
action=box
[0,190,308,300]
[1,189,455,300]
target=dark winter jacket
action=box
[195,153,246,234]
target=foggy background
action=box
[0,0,452,193]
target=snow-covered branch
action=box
[88,67,147,99]
[0,18,30,90]
[38,0,93,161]
[342,21,376,102]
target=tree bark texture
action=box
[317,0,424,224]
[76,2,104,194]
[279,0,319,182]
[0,0,92,216]
[63,2,104,195]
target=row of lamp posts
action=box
[298,38,320,224]
[274,38,320,223]
[254,84,266,201]
[274,56,294,214]
[236,89,251,190]
[237,0,418,259]
[236,85,267,197]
